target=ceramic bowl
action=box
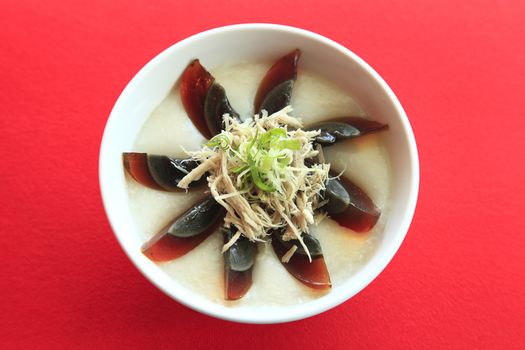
[99,23,419,324]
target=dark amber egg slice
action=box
[180,59,215,139]
[223,228,257,300]
[325,176,381,232]
[271,231,331,290]
[254,49,301,114]
[142,196,225,262]
[307,116,388,146]
[123,152,203,192]
[204,83,240,137]
[123,152,163,190]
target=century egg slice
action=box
[142,196,225,262]
[307,117,388,146]
[254,49,301,114]
[271,230,331,290]
[324,176,381,232]
[223,228,257,300]
[123,152,203,191]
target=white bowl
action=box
[99,23,419,324]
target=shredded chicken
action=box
[177,155,219,189]
[261,106,303,129]
[281,245,298,263]
[221,230,241,253]
[178,106,330,254]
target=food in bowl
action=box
[123,49,391,305]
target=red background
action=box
[1,1,524,349]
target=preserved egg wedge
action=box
[255,49,301,114]
[123,152,204,191]
[307,117,388,146]
[324,176,381,232]
[180,59,239,138]
[271,230,331,290]
[142,196,225,262]
[204,83,240,136]
[223,228,257,300]
[180,59,215,138]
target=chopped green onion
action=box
[260,155,274,172]
[207,134,230,150]
[277,139,301,150]
[233,164,249,174]
[251,165,275,192]
[259,128,286,147]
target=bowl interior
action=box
[99,24,418,323]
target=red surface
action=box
[1,1,524,349]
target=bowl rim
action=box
[99,23,419,324]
